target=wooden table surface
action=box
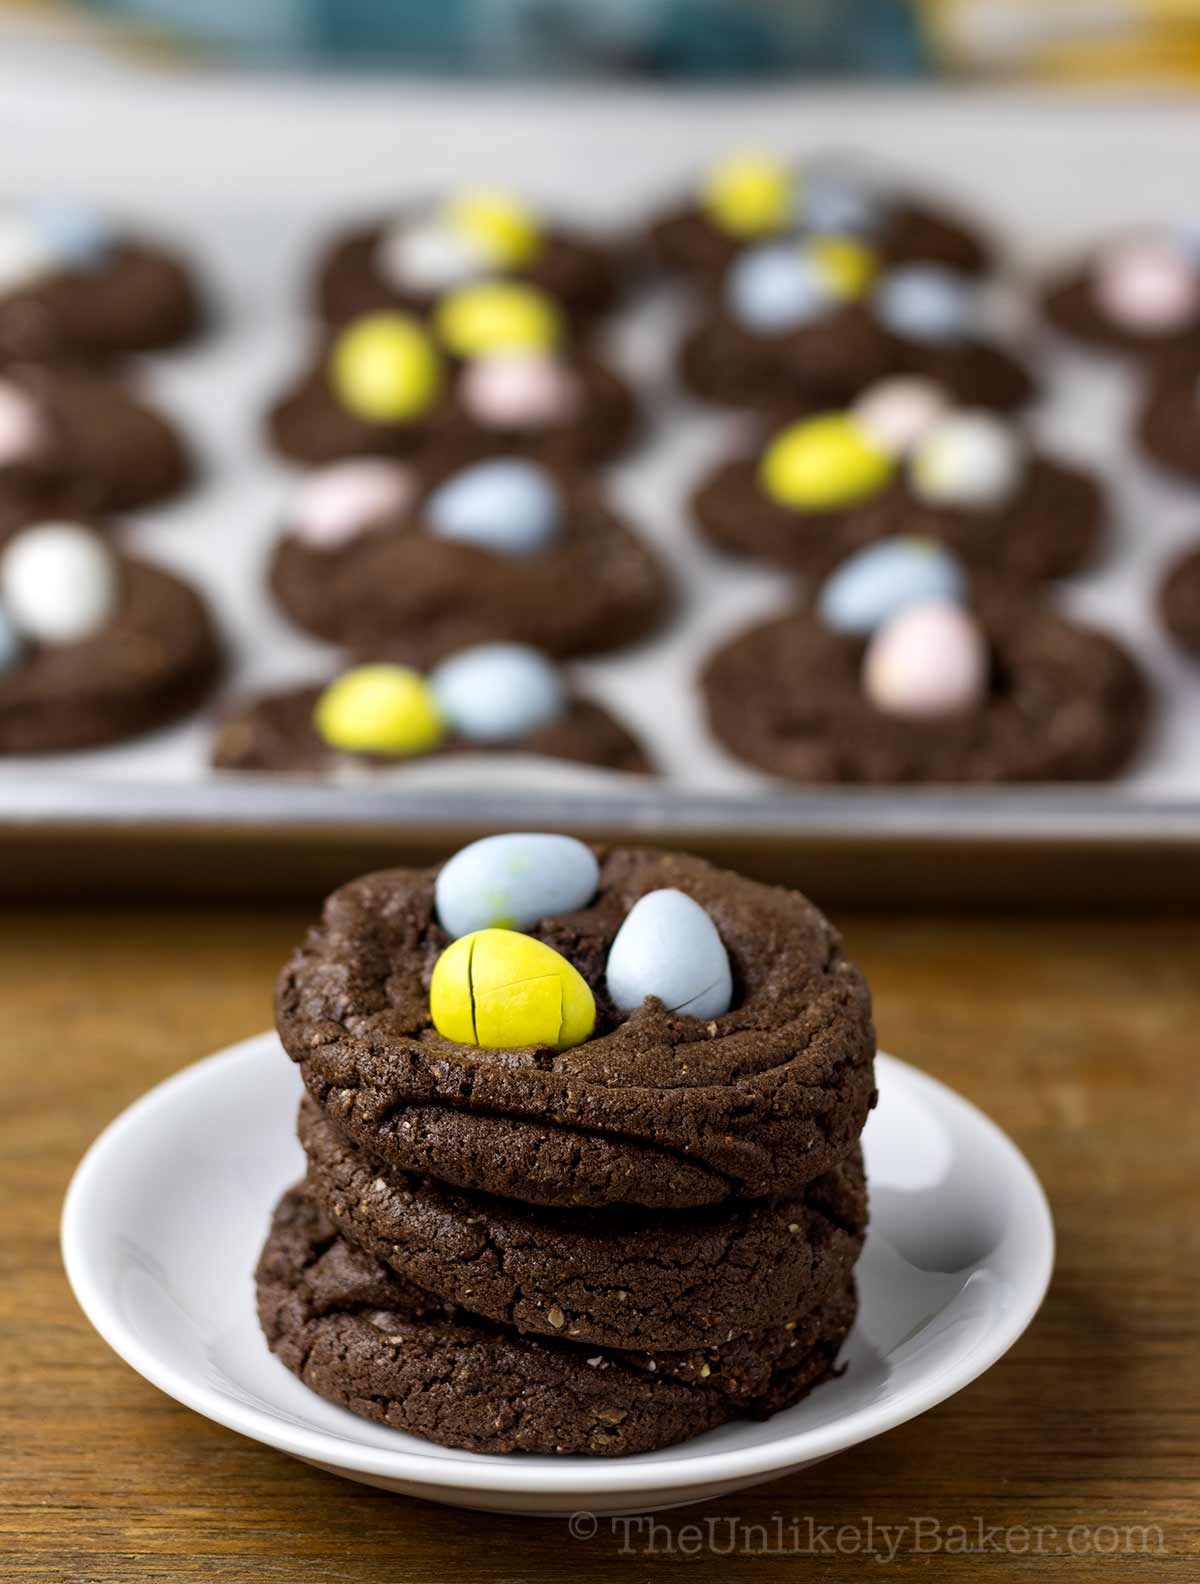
[3,899,1198,1582]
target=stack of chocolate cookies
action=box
[256,839,876,1457]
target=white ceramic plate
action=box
[62,1034,1053,1515]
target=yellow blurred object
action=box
[444,189,541,267]
[808,236,878,300]
[701,152,793,237]
[759,414,893,511]
[430,928,596,1050]
[920,0,1200,82]
[313,665,444,757]
[329,312,442,422]
[435,280,564,357]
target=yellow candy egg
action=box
[445,189,540,267]
[759,414,893,511]
[808,235,878,300]
[430,928,596,1051]
[329,312,443,423]
[313,664,444,757]
[435,281,564,358]
[701,153,792,238]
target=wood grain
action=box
[2,901,1198,1581]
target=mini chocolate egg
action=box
[0,522,120,645]
[458,352,582,430]
[425,459,561,556]
[802,165,885,237]
[374,216,479,294]
[0,213,55,294]
[0,607,23,673]
[313,664,444,757]
[0,378,47,466]
[435,832,599,938]
[851,376,948,456]
[431,927,595,1051]
[910,411,1023,511]
[606,888,732,1019]
[435,281,563,359]
[29,199,114,271]
[1093,237,1200,334]
[445,189,540,268]
[759,414,893,511]
[429,643,567,744]
[818,538,968,635]
[329,312,443,423]
[291,458,415,550]
[701,152,792,238]
[873,264,974,344]
[862,598,988,720]
[725,244,834,334]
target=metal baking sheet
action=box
[2,73,1199,896]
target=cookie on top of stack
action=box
[257,836,876,1457]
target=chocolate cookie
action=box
[1136,369,1200,483]
[1159,543,1200,657]
[701,596,1149,783]
[269,482,666,664]
[276,847,876,1211]
[257,1185,857,1456]
[0,554,219,753]
[693,453,1100,582]
[315,205,620,328]
[1042,233,1200,364]
[0,364,189,516]
[300,1095,866,1352]
[213,682,651,776]
[0,219,200,363]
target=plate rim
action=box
[61,1032,1055,1497]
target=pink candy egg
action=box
[852,376,948,456]
[862,599,988,720]
[291,458,415,550]
[0,379,47,467]
[459,354,583,431]
[1094,239,1200,334]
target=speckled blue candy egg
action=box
[30,200,115,272]
[0,607,23,673]
[873,265,975,344]
[435,832,599,940]
[725,244,835,334]
[818,538,969,636]
[802,167,885,237]
[425,459,562,557]
[606,888,732,1020]
[429,643,567,745]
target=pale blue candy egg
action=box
[606,888,732,1020]
[802,169,885,237]
[726,244,833,334]
[818,538,968,636]
[429,643,567,745]
[425,459,561,557]
[0,606,23,673]
[874,265,974,344]
[435,832,599,939]
[30,199,114,271]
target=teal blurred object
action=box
[85,0,929,76]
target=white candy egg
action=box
[862,599,988,720]
[426,459,562,556]
[291,458,415,550]
[873,265,975,344]
[606,889,732,1019]
[851,376,949,455]
[1094,237,1200,334]
[0,213,56,295]
[0,379,48,466]
[910,411,1024,510]
[375,216,480,294]
[429,643,567,744]
[0,522,120,645]
[725,244,833,334]
[435,832,599,939]
[818,538,968,635]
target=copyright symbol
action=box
[569,1510,598,1541]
